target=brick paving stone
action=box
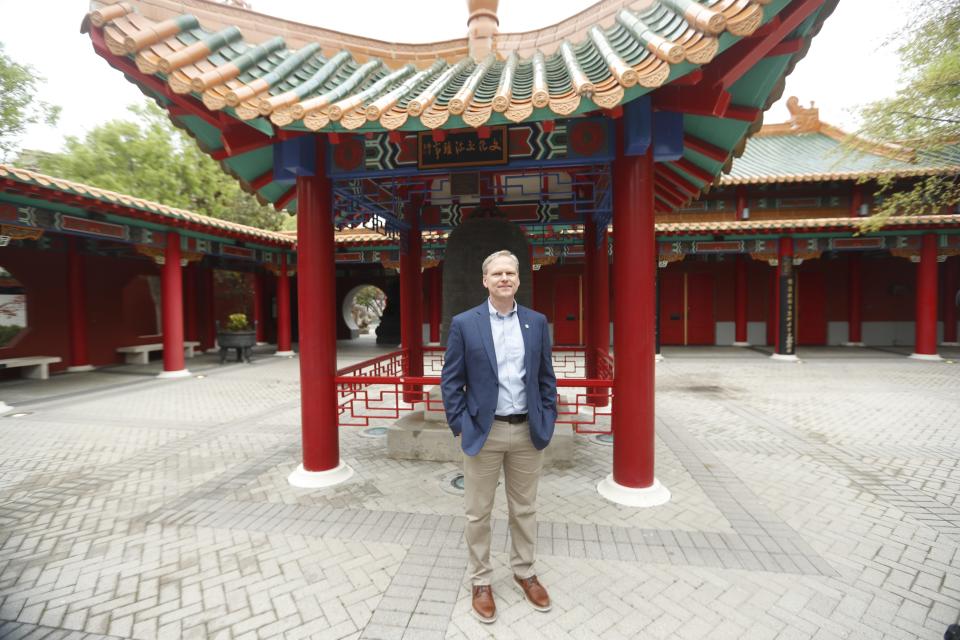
[1,347,959,638]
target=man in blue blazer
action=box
[441,250,557,624]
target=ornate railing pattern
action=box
[334,346,614,433]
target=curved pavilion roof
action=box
[0,164,293,247]
[722,99,960,185]
[82,0,839,214]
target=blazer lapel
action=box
[475,305,498,376]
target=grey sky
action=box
[0,0,915,156]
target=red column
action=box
[736,187,748,220]
[400,199,423,402]
[912,233,939,358]
[585,220,610,406]
[160,231,188,376]
[428,265,441,344]
[295,137,344,476]
[601,134,667,506]
[276,254,293,354]
[253,272,265,343]
[203,266,217,352]
[943,256,958,345]
[183,263,198,343]
[846,253,863,345]
[584,221,598,384]
[66,238,92,371]
[774,236,796,358]
[734,254,748,345]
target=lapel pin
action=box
[524,323,529,328]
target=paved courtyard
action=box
[1,342,959,639]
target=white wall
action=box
[715,321,767,346]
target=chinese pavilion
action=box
[9,0,919,506]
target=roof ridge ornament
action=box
[467,0,499,61]
[786,96,821,132]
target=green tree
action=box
[38,101,286,231]
[0,43,60,161]
[854,0,960,230]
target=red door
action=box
[658,271,713,345]
[553,274,582,345]
[659,270,684,344]
[686,272,715,345]
[798,270,826,345]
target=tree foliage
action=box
[0,43,60,162]
[37,101,286,231]
[854,0,960,230]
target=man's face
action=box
[483,256,520,304]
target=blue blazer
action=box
[441,302,558,456]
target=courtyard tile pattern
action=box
[1,345,958,639]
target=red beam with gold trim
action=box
[655,165,702,197]
[684,135,729,163]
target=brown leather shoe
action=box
[471,585,497,623]
[514,574,551,611]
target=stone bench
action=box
[116,341,201,365]
[0,356,62,380]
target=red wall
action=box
[860,255,917,322]
[662,253,922,332]
[0,243,160,376]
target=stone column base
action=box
[66,364,95,373]
[157,368,191,379]
[770,353,799,362]
[288,461,354,488]
[655,353,664,362]
[597,475,671,507]
[940,341,959,347]
[908,352,942,361]
[842,342,865,347]
[732,341,751,347]
[274,351,296,357]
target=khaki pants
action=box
[464,420,544,585]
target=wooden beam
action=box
[669,69,703,86]
[765,38,805,58]
[655,165,702,197]
[211,123,274,161]
[683,135,729,163]
[654,194,674,212]
[725,105,762,122]
[656,183,687,207]
[248,170,274,191]
[668,157,716,185]
[707,0,825,90]
[274,186,297,212]
[652,86,730,119]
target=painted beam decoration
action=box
[418,127,508,169]
[0,199,286,266]
[329,120,604,177]
[656,235,960,260]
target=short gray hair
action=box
[481,250,520,275]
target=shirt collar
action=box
[487,298,518,318]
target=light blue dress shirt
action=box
[487,299,527,415]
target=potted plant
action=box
[217,312,256,363]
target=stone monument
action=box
[388,206,574,466]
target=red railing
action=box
[334,346,614,433]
